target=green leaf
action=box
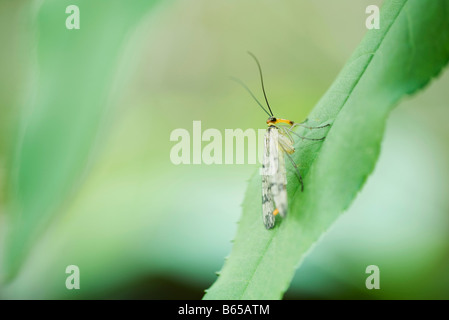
[3,0,162,280]
[204,0,449,299]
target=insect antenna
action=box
[230,76,271,117]
[247,51,274,117]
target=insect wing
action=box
[271,132,288,218]
[262,127,276,229]
[262,127,288,228]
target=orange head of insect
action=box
[266,116,294,126]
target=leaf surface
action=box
[204,0,449,299]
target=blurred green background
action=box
[1,0,449,299]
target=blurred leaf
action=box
[3,0,162,280]
[204,0,449,299]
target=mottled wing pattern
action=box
[262,127,276,229]
[262,126,288,229]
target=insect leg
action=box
[279,144,304,192]
[278,126,295,145]
[291,122,330,130]
[288,129,326,141]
